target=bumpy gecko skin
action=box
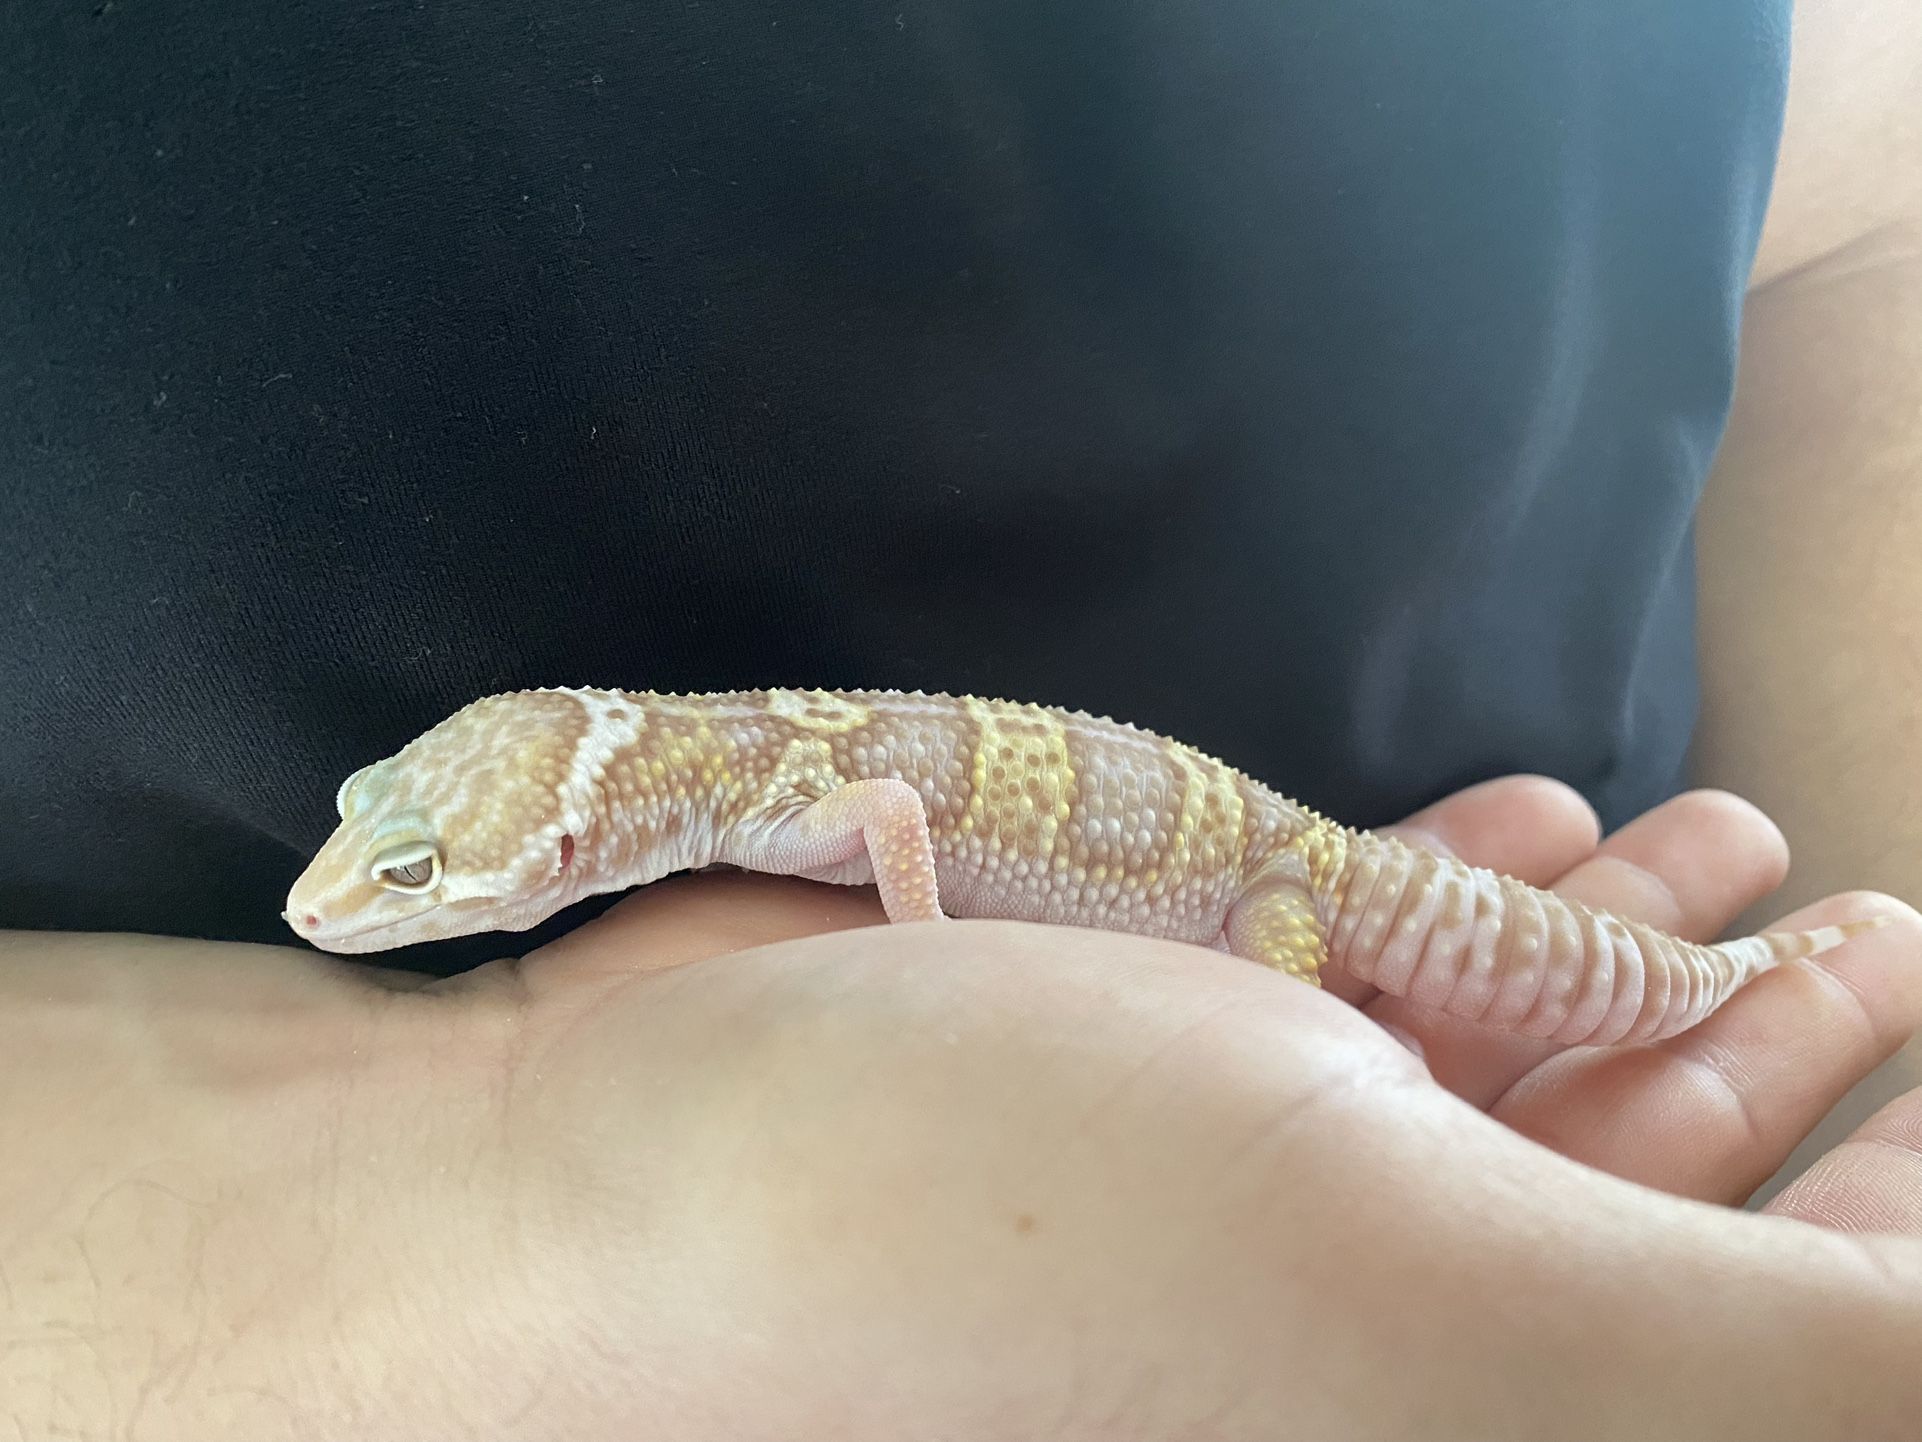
[284,688,1883,1045]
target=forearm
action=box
[1693,227,1922,925]
[0,935,519,1438]
[1690,0,1922,926]
[1691,227,1922,1190]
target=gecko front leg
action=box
[735,778,946,924]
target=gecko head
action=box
[283,690,606,953]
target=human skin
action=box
[1693,0,1922,1170]
[6,775,1920,1440]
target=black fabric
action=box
[1,1,1788,972]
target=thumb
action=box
[1763,1085,1922,1237]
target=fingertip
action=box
[1496,773,1604,839]
[1441,773,1602,839]
[1653,789,1791,890]
[1384,773,1602,881]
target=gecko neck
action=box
[573,691,760,894]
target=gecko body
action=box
[285,687,1878,1045]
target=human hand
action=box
[7,778,1919,1439]
[1342,777,1922,1219]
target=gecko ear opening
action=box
[370,840,443,895]
[335,765,373,820]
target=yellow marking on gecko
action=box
[762,688,874,733]
[960,697,1077,863]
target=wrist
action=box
[0,938,529,1437]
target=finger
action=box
[1323,774,1602,1008]
[1367,789,1791,1106]
[1763,1076,1922,1235]
[1545,788,1791,941]
[1494,892,1922,1205]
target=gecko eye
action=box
[369,841,443,895]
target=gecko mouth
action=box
[283,910,411,949]
[283,896,503,950]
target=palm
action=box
[518,773,1921,1234]
[479,781,1922,1434]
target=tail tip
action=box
[1768,912,1894,961]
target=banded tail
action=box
[1317,831,1887,1045]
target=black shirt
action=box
[0,0,1789,972]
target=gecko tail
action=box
[1672,915,1895,1036]
[1322,832,1893,1046]
[1692,914,1893,1005]
[1753,915,1891,963]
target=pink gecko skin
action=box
[285,687,1883,1046]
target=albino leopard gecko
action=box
[284,687,1881,1044]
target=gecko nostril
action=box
[302,913,320,930]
